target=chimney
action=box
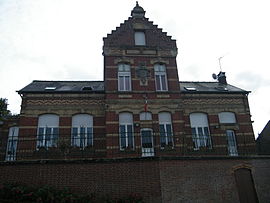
[217,72,227,85]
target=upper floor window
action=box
[37,114,59,148]
[72,114,93,149]
[154,64,168,91]
[118,63,131,91]
[159,112,173,148]
[190,113,211,150]
[218,112,236,124]
[119,112,134,150]
[6,126,19,161]
[134,31,146,46]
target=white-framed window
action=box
[154,64,168,91]
[140,112,152,121]
[190,113,212,150]
[141,128,154,157]
[159,112,173,148]
[37,114,59,148]
[118,63,131,91]
[119,112,134,150]
[134,31,146,46]
[5,126,19,161]
[226,130,238,156]
[71,114,93,149]
[218,112,236,124]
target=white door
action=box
[141,128,154,157]
[6,127,19,161]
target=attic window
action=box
[82,86,93,91]
[184,87,197,91]
[134,31,146,46]
[45,87,56,90]
[215,87,228,91]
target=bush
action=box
[0,183,144,203]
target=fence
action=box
[0,132,256,161]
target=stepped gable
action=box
[103,3,177,50]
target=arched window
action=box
[189,113,211,150]
[119,112,134,150]
[140,112,152,121]
[72,114,93,148]
[118,63,131,91]
[6,126,19,161]
[134,31,146,45]
[37,114,59,148]
[154,64,168,91]
[159,112,173,148]
[218,112,236,124]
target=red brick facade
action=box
[0,3,264,202]
[1,157,269,202]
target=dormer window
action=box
[154,64,168,91]
[82,86,93,91]
[134,31,146,46]
[45,87,56,90]
[118,63,131,91]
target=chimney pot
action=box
[217,72,227,85]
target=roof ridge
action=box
[180,81,218,83]
[32,80,104,82]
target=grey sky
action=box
[0,0,269,137]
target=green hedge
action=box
[0,183,143,203]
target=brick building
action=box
[1,3,266,203]
[256,120,270,155]
[9,2,255,160]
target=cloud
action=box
[235,71,270,91]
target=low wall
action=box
[1,157,270,203]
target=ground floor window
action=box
[37,127,58,148]
[6,127,19,161]
[119,124,134,149]
[72,127,93,148]
[191,127,211,150]
[226,130,238,156]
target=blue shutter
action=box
[160,125,166,147]
[37,128,44,148]
[52,128,59,147]
[127,125,133,148]
[80,127,85,148]
[166,124,173,146]
[72,127,78,146]
[120,125,126,149]
[204,127,211,147]
[87,127,93,146]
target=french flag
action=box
[144,99,148,112]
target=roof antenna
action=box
[218,56,224,72]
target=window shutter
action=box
[38,114,59,127]
[218,112,236,123]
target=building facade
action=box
[1,2,256,161]
[1,3,268,202]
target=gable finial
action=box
[131,1,145,18]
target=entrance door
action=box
[141,128,154,157]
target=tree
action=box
[0,98,11,118]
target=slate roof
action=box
[180,81,249,94]
[18,80,249,94]
[17,81,104,94]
